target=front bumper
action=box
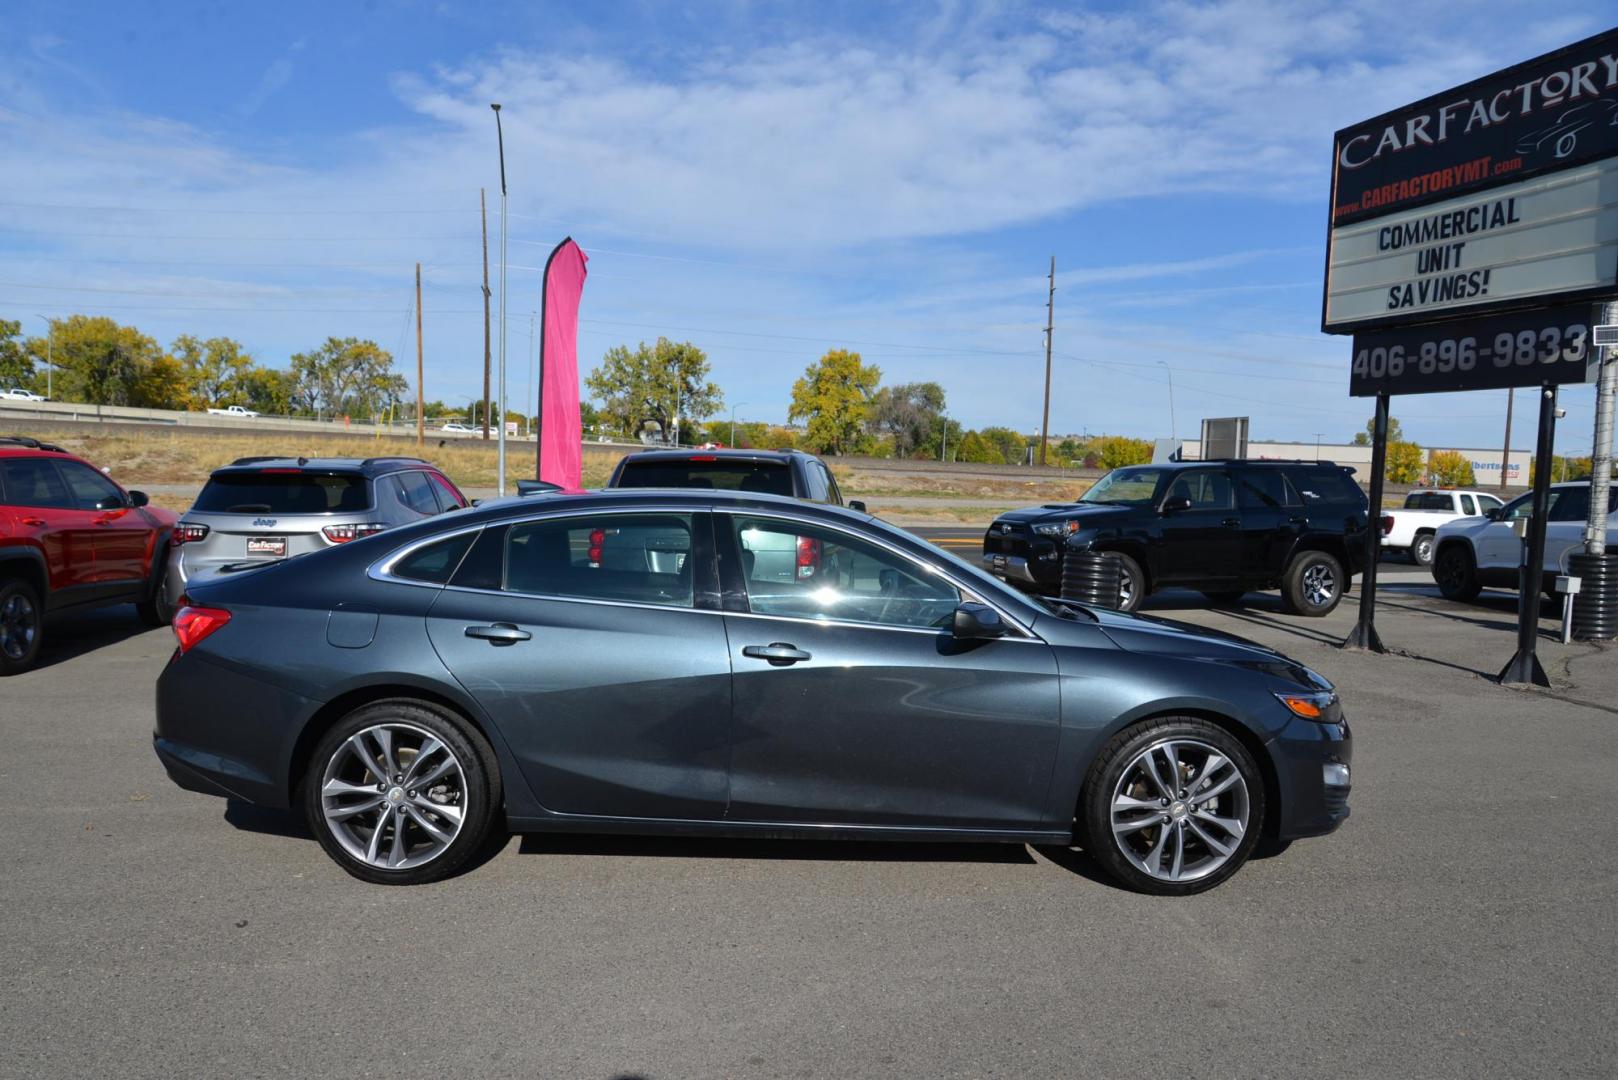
[1270,713,1353,839]
[980,551,1063,590]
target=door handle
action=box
[464,623,531,645]
[1222,518,1241,528]
[742,642,812,664]
[21,517,45,527]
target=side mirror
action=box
[848,500,867,513]
[1160,495,1192,514]
[127,490,149,508]
[1483,506,1502,521]
[952,601,1007,640]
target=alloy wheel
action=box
[320,722,468,871]
[1117,564,1136,608]
[1301,562,1337,607]
[1413,536,1434,565]
[1110,738,1250,884]
[1,591,37,661]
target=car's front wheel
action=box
[1112,552,1145,613]
[303,700,503,885]
[1078,717,1265,896]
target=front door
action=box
[1154,469,1242,584]
[55,459,152,588]
[424,511,733,820]
[718,512,1062,830]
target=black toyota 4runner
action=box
[982,460,1370,616]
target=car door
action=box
[1233,469,1302,582]
[718,511,1061,830]
[1154,469,1242,584]
[1475,492,1533,570]
[55,458,152,590]
[422,510,734,820]
[1543,486,1592,573]
[0,456,98,594]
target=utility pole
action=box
[480,188,492,441]
[1586,300,1618,555]
[1500,388,1514,491]
[1040,256,1054,467]
[415,262,424,447]
[491,103,509,495]
[527,310,536,439]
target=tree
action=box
[586,338,722,443]
[37,315,163,406]
[1094,435,1153,469]
[1386,441,1425,483]
[1055,438,1082,463]
[0,319,34,388]
[920,416,964,461]
[290,337,407,419]
[237,367,296,416]
[129,353,190,409]
[1427,449,1475,487]
[979,426,1031,465]
[1352,415,1404,446]
[789,349,880,456]
[955,430,1001,463]
[173,335,254,408]
[866,381,946,459]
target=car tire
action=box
[303,699,504,885]
[0,577,44,676]
[1434,544,1481,602]
[1112,552,1146,613]
[1281,550,1344,616]
[135,559,173,628]
[1411,533,1435,567]
[1201,590,1246,606]
[1078,716,1266,896]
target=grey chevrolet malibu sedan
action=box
[154,489,1351,894]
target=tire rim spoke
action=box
[1110,737,1250,884]
[321,722,467,871]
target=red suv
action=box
[0,436,179,674]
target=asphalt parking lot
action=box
[3,551,1616,1079]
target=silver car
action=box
[166,456,469,607]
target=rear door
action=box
[423,510,734,820]
[1233,468,1302,582]
[0,456,95,592]
[717,511,1061,829]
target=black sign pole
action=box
[1342,391,1389,652]
[1499,383,1557,686]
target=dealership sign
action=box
[1325,29,1618,335]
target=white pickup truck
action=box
[1380,488,1505,565]
[206,404,259,419]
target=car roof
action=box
[209,456,437,478]
[458,486,858,525]
[616,448,807,463]
[0,436,77,459]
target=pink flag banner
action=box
[537,237,588,489]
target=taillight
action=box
[796,536,821,579]
[322,523,387,544]
[173,523,210,545]
[588,528,605,565]
[172,606,231,655]
[1380,514,1395,535]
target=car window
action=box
[614,457,794,496]
[1164,470,1233,510]
[1459,495,1476,516]
[823,465,845,506]
[1405,492,1453,510]
[394,471,441,517]
[193,471,370,514]
[1236,470,1293,509]
[1547,487,1589,522]
[1479,495,1504,511]
[803,462,830,503]
[1501,493,1534,520]
[427,472,468,511]
[502,513,694,608]
[55,459,126,511]
[391,531,477,584]
[1286,469,1364,506]
[728,515,959,630]
[0,457,76,509]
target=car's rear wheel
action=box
[1282,550,1344,616]
[1434,544,1481,601]
[135,559,173,628]
[1078,717,1265,896]
[303,700,503,885]
[0,578,43,676]
[1411,533,1435,567]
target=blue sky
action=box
[3,0,1615,456]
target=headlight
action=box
[1033,520,1079,538]
[1275,690,1337,720]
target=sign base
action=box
[1497,649,1550,687]
[1339,622,1386,653]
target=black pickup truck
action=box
[982,460,1370,616]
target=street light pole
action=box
[491,103,509,496]
[1157,360,1177,446]
[527,310,536,439]
[32,315,52,400]
[729,401,752,447]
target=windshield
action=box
[615,458,794,496]
[193,472,370,514]
[1080,467,1166,506]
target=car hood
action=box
[1083,605,1323,681]
[992,502,1134,526]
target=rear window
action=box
[1284,469,1365,506]
[615,458,793,497]
[1404,492,1453,511]
[193,471,370,514]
